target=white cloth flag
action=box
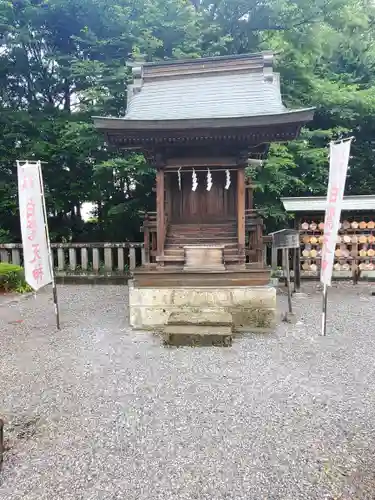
[320,139,352,286]
[206,168,212,191]
[192,169,198,191]
[18,161,52,291]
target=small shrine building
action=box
[94,52,314,331]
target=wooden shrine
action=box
[94,52,314,331]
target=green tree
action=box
[1,0,375,240]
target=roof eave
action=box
[281,195,375,212]
[93,108,315,133]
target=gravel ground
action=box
[1,283,375,500]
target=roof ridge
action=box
[128,51,274,83]
[128,51,273,69]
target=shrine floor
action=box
[1,283,375,499]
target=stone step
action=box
[165,324,232,335]
[164,311,233,346]
[164,329,233,347]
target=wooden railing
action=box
[245,209,265,264]
[0,243,144,276]
[141,211,157,264]
[141,211,168,264]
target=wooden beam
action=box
[165,157,238,169]
[237,168,246,262]
[156,169,165,263]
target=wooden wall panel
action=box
[167,170,237,223]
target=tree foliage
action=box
[0,0,375,240]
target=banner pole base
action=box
[321,284,328,336]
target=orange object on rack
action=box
[302,235,310,244]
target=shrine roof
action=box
[93,52,314,133]
[282,195,375,212]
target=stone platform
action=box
[164,310,233,346]
[129,281,276,332]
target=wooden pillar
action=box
[143,213,150,265]
[156,169,165,262]
[271,246,278,271]
[245,179,253,210]
[237,168,245,261]
[164,172,171,220]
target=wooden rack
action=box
[299,217,375,277]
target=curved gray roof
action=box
[126,71,287,121]
[93,52,314,133]
[123,52,313,122]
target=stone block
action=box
[128,282,277,332]
[164,325,233,347]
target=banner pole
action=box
[321,284,328,336]
[320,137,353,335]
[37,161,60,330]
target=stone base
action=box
[128,281,277,332]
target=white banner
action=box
[17,161,52,291]
[320,139,352,286]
